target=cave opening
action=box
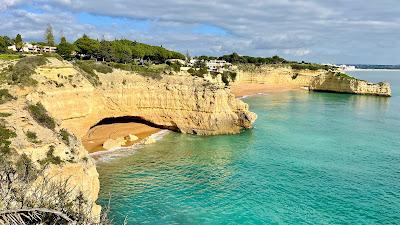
[83,116,179,153]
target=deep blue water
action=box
[97,70,400,224]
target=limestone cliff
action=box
[234,64,391,96]
[309,73,392,96]
[30,59,256,137]
[0,57,256,221]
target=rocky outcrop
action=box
[309,73,392,96]
[29,59,256,137]
[235,64,326,88]
[235,65,391,96]
[0,57,256,222]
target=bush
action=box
[39,145,62,166]
[0,89,15,104]
[0,119,16,155]
[188,67,208,78]
[9,56,48,86]
[290,63,333,71]
[74,61,113,86]
[25,131,41,144]
[42,52,64,61]
[0,54,23,60]
[221,71,237,86]
[59,129,71,146]
[27,103,56,130]
[108,62,164,80]
[0,112,11,117]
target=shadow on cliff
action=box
[90,116,180,132]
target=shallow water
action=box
[97,70,400,224]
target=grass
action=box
[0,119,16,155]
[290,63,334,71]
[0,54,23,60]
[59,129,71,146]
[25,131,41,144]
[108,62,166,80]
[0,89,15,104]
[39,145,62,166]
[74,60,113,86]
[221,71,237,86]
[0,112,12,117]
[27,103,56,130]
[8,55,48,86]
[41,52,64,61]
[336,72,355,79]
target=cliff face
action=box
[309,73,392,96]
[235,65,325,87]
[235,65,391,96]
[30,60,256,137]
[1,57,257,221]
[0,89,101,219]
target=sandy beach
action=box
[82,122,160,153]
[231,83,299,97]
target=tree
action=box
[45,24,55,46]
[57,36,74,60]
[15,34,23,52]
[0,37,7,53]
[74,35,100,59]
[98,40,113,62]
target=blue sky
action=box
[1,0,399,64]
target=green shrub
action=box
[27,103,56,130]
[0,119,16,155]
[39,145,62,166]
[74,60,113,86]
[25,131,41,144]
[290,63,333,71]
[9,56,48,86]
[42,52,64,61]
[16,153,38,182]
[0,89,15,104]
[221,71,237,86]
[0,112,11,117]
[59,129,71,146]
[0,54,23,60]
[108,62,164,80]
[336,72,355,79]
[188,67,208,78]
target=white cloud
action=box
[0,0,399,64]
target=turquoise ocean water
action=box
[97,70,400,224]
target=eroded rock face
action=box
[1,58,257,221]
[30,61,257,137]
[309,73,392,96]
[235,65,391,96]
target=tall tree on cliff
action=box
[45,24,55,46]
[74,34,100,59]
[15,34,23,52]
[57,36,74,60]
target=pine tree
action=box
[15,34,23,51]
[45,24,55,46]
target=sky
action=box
[0,0,399,64]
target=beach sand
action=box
[231,83,299,97]
[82,122,160,153]
[84,83,299,154]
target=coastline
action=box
[83,122,161,154]
[344,69,400,72]
[231,83,301,97]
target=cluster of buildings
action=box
[189,59,234,73]
[7,43,57,53]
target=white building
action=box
[7,43,57,53]
[206,60,232,73]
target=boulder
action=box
[103,137,126,150]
